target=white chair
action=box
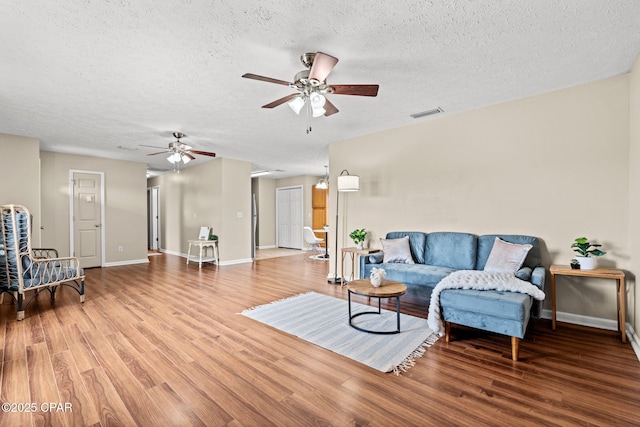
[303,227,324,256]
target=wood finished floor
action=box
[1,253,639,426]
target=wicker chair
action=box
[0,204,85,320]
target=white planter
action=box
[576,256,597,270]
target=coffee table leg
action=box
[396,296,401,333]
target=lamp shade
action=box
[288,96,305,114]
[337,174,359,192]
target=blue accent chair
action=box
[0,204,85,320]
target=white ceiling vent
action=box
[410,107,443,119]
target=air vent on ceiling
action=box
[410,107,443,119]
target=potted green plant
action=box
[571,237,606,270]
[349,228,367,250]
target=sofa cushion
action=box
[440,288,533,322]
[376,263,456,287]
[385,232,427,264]
[484,237,532,274]
[477,235,541,270]
[380,236,415,264]
[424,232,477,270]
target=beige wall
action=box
[40,151,148,263]
[330,75,630,324]
[148,157,252,264]
[0,133,42,246]
[629,54,640,339]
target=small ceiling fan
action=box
[242,51,379,133]
[142,132,216,171]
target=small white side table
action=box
[187,239,219,268]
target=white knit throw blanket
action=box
[427,270,546,336]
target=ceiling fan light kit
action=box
[142,131,216,173]
[242,51,379,133]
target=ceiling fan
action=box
[142,132,216,171]
[242,52,379,133]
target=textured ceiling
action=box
[1,1,640,177]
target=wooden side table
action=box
[550,264,626,343]
[341,247,380,285]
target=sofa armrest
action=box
[368,252,384,264]
[531,266,545,290]
[530,266,546,318]
[360,251,383,277]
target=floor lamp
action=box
[328,169,359,284]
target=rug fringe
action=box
[392,332,440,376]
[239,292,314,313]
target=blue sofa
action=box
[360,231,545,360]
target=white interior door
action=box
[276,186,303,249]
[72,172,103,268]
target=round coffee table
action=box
[346,279,407,334]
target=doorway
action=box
[147,186,160,250]
[276,186,303,249]
[70,170,104,268]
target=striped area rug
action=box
[240,292,439,374]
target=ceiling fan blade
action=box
[147,151,168,156]
[309,52,338,83]
[242,73,292,86]
[183,152,196,161]
[262,93,299,109]
[329,84,379,97]
[323,98,339,116]
[190,150,216,157]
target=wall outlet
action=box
[118,246,123,252]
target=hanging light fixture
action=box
[317,165,329,189]
[285,90,328,133]
[310,93,326,117]
[288,96,305,114]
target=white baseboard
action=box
[627,324,640,362]
[160,249,252,266]
[219,258,253,266]
[541,309,640,363]
[540,309,618,331]
[103,258,150,267]
[257,245,276,249]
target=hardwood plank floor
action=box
[1,253,639,426]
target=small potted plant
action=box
[349,228,367,250]
[570,258,580,269]
[571,237,606,270]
